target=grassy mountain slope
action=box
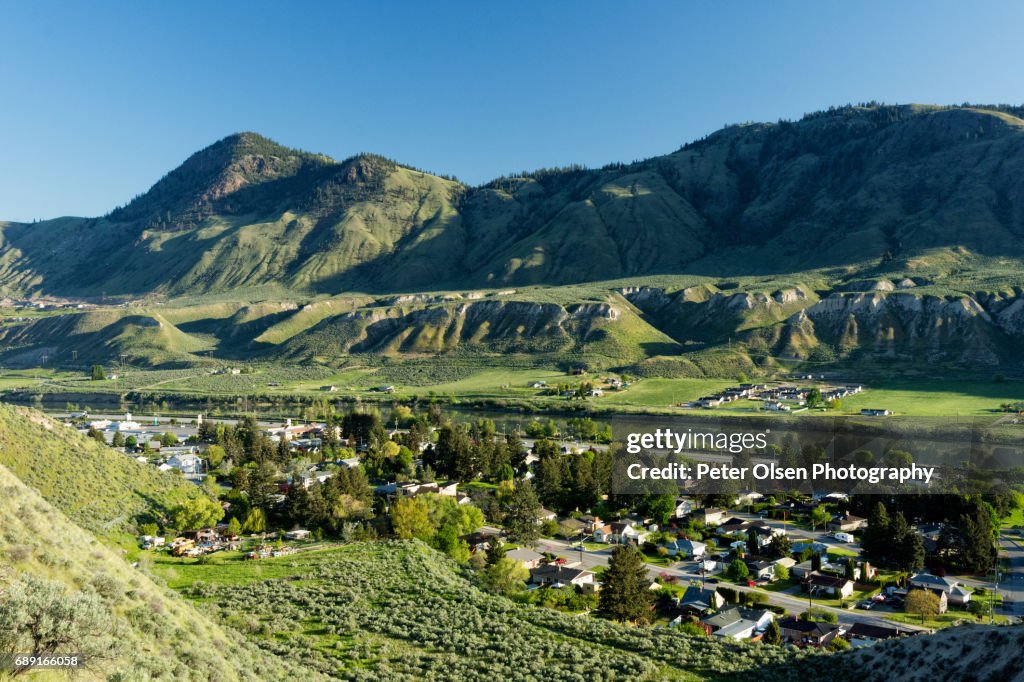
[776,622,1024,682]
[0,461,326,681]
[160,539,816,681]
[5,105,1024,372]
[4,105,1024,299]
[0,404,202,534]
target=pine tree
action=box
[599,545,653,623]
[502,480,542,547]
[862,501,891,561]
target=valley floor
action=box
[1,364,1021,419]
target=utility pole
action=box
[992,562,1000,625]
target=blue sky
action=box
[2,1,1023,221]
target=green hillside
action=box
[4,105,1024,299]
[0,460,327,681]
[155,539,815,681]
[4,104,1024,373]
[0,404,203,534]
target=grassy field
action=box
[1000,502,1024,529]
[2,361,1021,419]
[835,378,1022,417]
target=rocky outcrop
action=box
[791,292,1010,365]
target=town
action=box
[62,403,1022,653]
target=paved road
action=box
[995,531,1024,617]
[503,530,929,632]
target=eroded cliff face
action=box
[619,285,816,342]
[619,282,1024,367]
[783,291,1018,365]
[279,299,624,356]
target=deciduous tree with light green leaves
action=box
[481,557,529,595]
[905,589,941,624]
[391,496,433,541]
[169,496,224,531]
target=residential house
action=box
[557,518,586,538]
[846,622,912,647]
[615,522,649,545]
[701,606,774,640]
[536,508,558,522]
[745,560,776,581]
[592,524,614,543]
[577,515,604,534]
[678,585,724,615]
[529,565,595,589]
[821,559,875,582]
[436,480,459,497]
[692,508,728,526]
[803,572,855,599]
[949,585,972,606]
[792,541,829,557]
[284,529,311,540]
[734,491,764,506]
[791,559,816,579]
[673,497,696,518]
[778,618,840,647]
[662,539,706,559]
[910,573,966,607]
[165,453,205,479]
[461,532,497,553]
[829,512,867,532]
[505,547,543,569]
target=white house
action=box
[673,497,695,518]
[165,453,205,478]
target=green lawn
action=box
[882,610,1008,629]
[599,378,735,408]
[836,378,1023,417]
[826,547,859,558]
[1000,499,1024,528]
[148,540,333,589]
[393,367,568,399]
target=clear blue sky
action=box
[2,1,1023,221]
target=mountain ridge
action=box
[4,103,1024,299]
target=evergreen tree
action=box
[534,441,564,509]
[746,528,759,557]
[502,480,542,547]
[599,545,653,623]
[861,501,891,560]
